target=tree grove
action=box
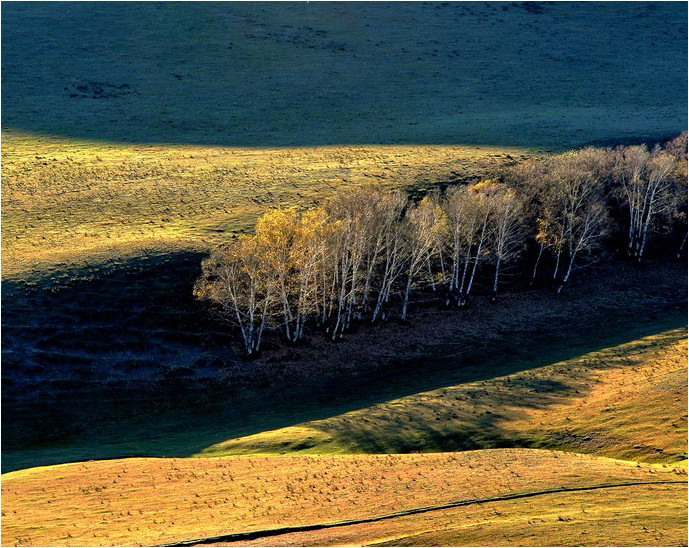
[195,135,687,355]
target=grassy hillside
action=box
[197,328,687,464]
[2,2,686,148]
[2,137,527,278]
[3,2,686,277]
[3,320,686,546]
[215,482,687,547]
[4,262,685,473]
[2,449,686,547]
[2,4,687,546]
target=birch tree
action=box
[548,150,610,292]
[309,208,345,329]
[507,158,552,285]
[366,190,407,322]
[401,195,447,320]
[254,209,300,342]
[444,185,474,304]
[323,186,409,329]
[464,181,498,296]
[254,208,322,343]
[324,187,386,336]
[663,132,688,257]
[194,237,275,355]
[194,135,686,356]
[322,191,363,337]
[444,181,503,302]
[487,184,526,297]
[612,145,677,260]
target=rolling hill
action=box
[2,3,687,547]
[3,327,687,546]
[2,2,687,278]
[3,2,686,148]
[2,449,686,547]
[195,329,688,464]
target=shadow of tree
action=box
[2,252,686,472]
[214,329,686,462]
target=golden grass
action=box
[2,449,686,547]
[2,131,532,278]
[3,330,687,546]
[217,483,687,547]
[375,485,688,548]
[196,328,688,463]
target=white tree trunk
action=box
[530,242,544,285]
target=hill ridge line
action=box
[161,480,688,546]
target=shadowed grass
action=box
[3,261,686,473]
[196,328,687,464]
[3,3,685,148]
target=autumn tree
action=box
[445,180,518,303]
[194,133,686,356]
[612,145,677,260]
[194,237,275,355]
[401,194,447,320]
[463,181,498,297]
[318,185,407,336]
[254,208,323,343]
[309,208,345,329]
[663,132,688,257]
[444,185,474,304]
[486,184,527,296]
[547,149,610,292]
[324,187,391,336]
[520,149,611,293]
[506,157,552,285]
[364,190,407,322]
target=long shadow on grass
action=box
[2,254,687,472]
[234,329,684,458]
[2,251,211,395]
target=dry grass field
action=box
[2,449,686,547]
[215,483,687,547]
[3,327,687,546]
[2,2,687,546]
[197,328,688,464]
[2,132,529,279]
[2,2,686,279]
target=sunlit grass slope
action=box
[197,328,688,464]
[2,449,686,547]
[3,2,687,278]
[2,134,529,278]
[216,483,687,547]
[3,324,686,546]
